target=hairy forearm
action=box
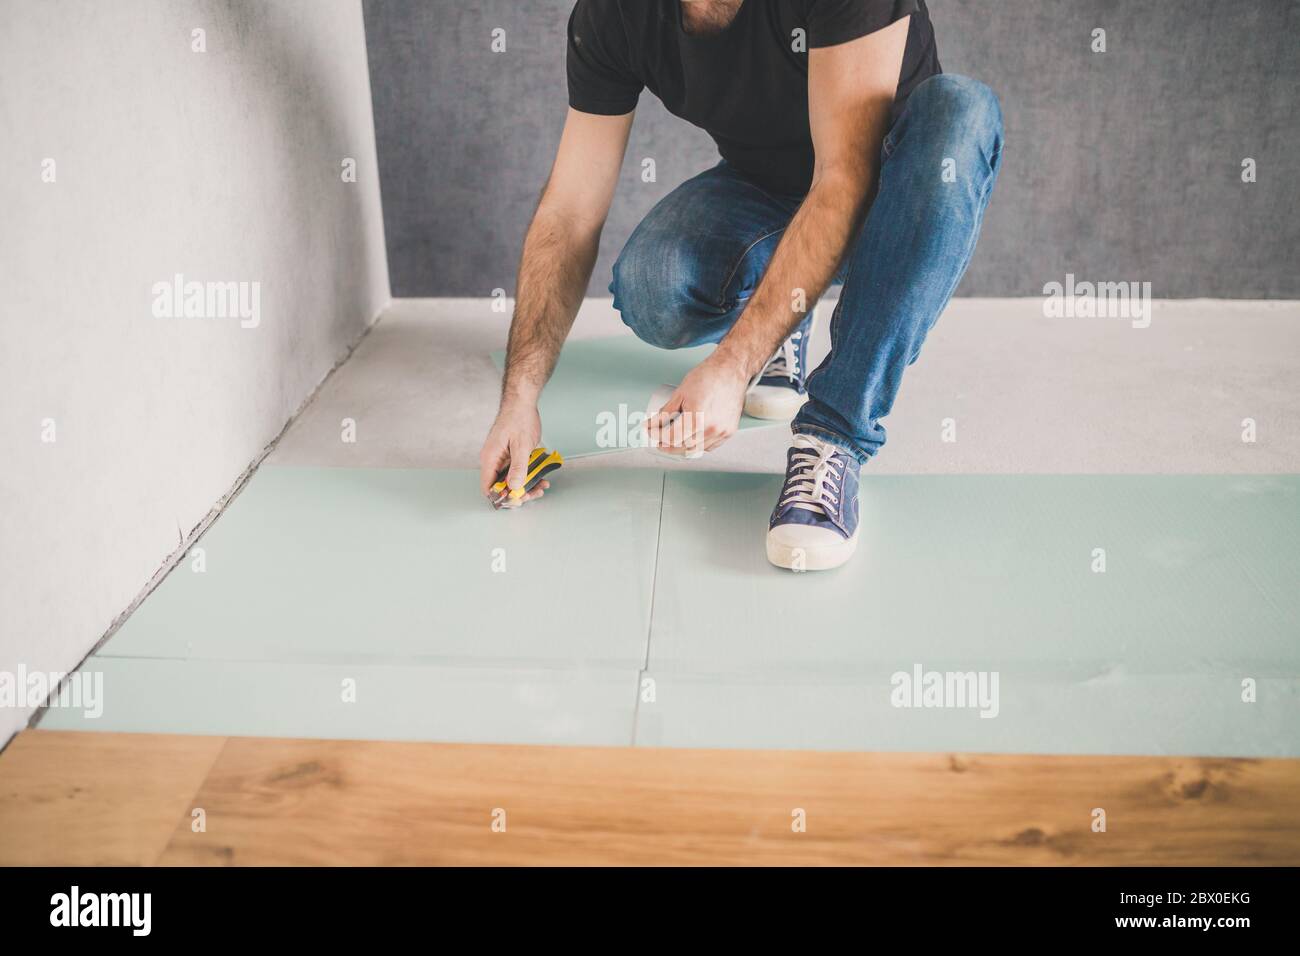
[501,206,601,407]
[713,168,875,379]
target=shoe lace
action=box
[780,438,844,518]
[757,329,803,383]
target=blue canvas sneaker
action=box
[744,308,815,420]
[766,433,861,571]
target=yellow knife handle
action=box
[490,448,562,500]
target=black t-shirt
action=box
[567,0,940,196]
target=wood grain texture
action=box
[3,730,1298,866]
[161,739,1300,866]
[0,730,225,865]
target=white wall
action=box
[0,0,390,745]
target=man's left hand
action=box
[646,353,750,456]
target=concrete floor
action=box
[269,297,1300,475]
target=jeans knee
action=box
[912,74,1002,131]
[610,242,698,350]
[907,74,1003,163]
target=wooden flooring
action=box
[2,730,1298,866]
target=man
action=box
[480,0,1002,571]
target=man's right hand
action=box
[479,109,632,508]
[479,401,549,508]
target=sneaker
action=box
[766,433,860,571]
[744,309,815,420]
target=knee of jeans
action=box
[610,247,699,350]
[908,74,1003,161]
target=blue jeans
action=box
[609,74,1004,462]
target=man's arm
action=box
[650,17,910,454]
[479,107,633,499]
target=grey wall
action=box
[0,0,389,746]
[364,0,1300,299]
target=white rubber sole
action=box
[765,527,859,571]
[744,386,809,421]
[744,308,817,421]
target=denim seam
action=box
[802,232,855,409]
[717,226,787,312]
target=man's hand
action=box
[479,401,550,507]
[647,353,750,455]
[482,109,633,508]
